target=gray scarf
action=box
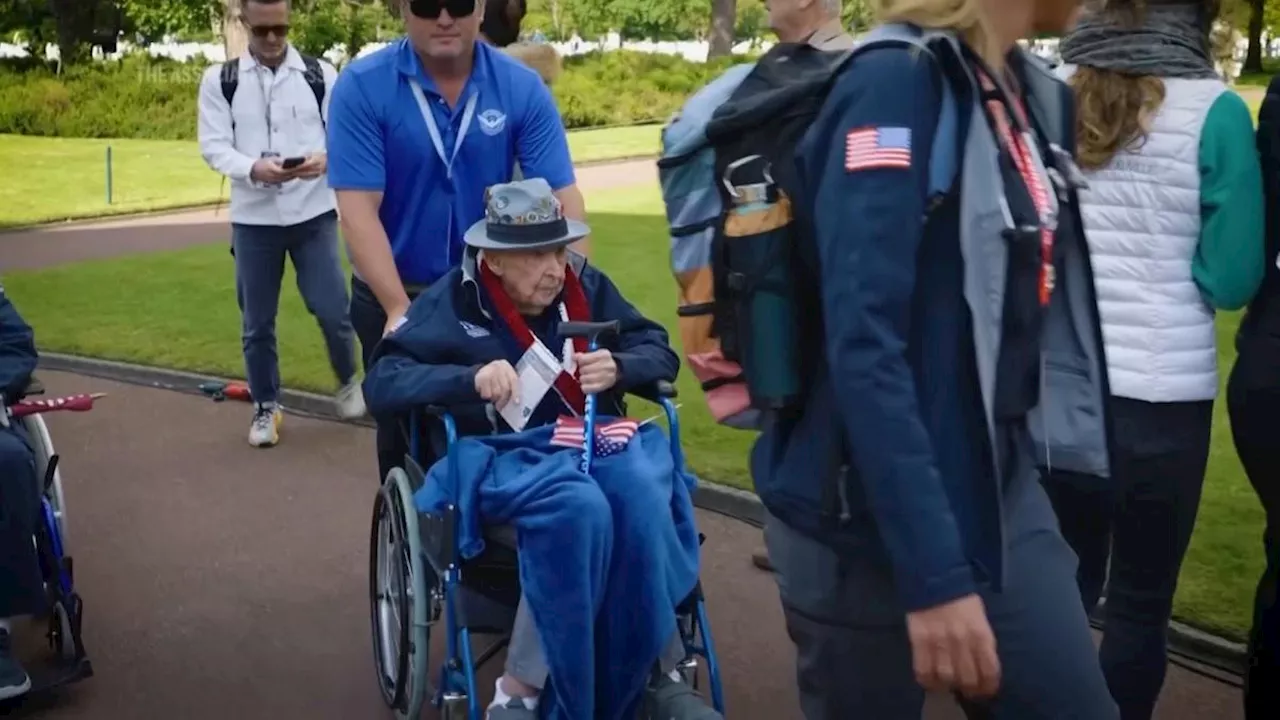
[1060,3,1219,79]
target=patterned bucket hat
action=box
[463,178,590,251]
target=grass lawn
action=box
[0,125,661,229]
[0,184,1268,644]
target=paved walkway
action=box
[0,370,1246,719]
[0,159,659,272]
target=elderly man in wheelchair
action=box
[363,179,724,720]
[0,285,43,700]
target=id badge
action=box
[259,151,282,189]
[498,344,562,432]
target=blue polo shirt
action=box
[327,39,576,286]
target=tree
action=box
[842,0,873,34]
[222,0,247,58]
[733,0,766,44]
[1245,0,1265,72]
[707,0,734,58]
[47,0,110,66]
[291,0,386,62]
[118,0,220,41]
[0,0,56,55]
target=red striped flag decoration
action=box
[844,126,912,172]
[550,416,640,457]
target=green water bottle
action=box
[722,156,802,410]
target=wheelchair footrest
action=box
[24,655,94,694]
[0,652,94,714]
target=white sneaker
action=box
[248,404,283,447]
[335,381,366,420]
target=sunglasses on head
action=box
[409,0,477,19]
[246,23,289,38]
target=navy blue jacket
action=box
[752,47,1063,611]
[363,254,680,434]
[0,285,37,404]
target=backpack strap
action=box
[221,56,329,133]
[220,58,240,107]
[300,55,327,127]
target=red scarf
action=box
[477,259,592,415]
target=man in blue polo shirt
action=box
[327,0,585,480]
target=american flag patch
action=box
[550,416,640,457]
[845,127,912,172]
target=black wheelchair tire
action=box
[369,484,411,710]
[368,469,431,720]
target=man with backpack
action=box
[746,0,852,574]
[198,0,364,448]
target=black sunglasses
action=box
[245,22,289,38]
[409,0,477,19]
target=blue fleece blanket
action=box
[413,420,701,720]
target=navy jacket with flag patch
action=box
[752,45,1097,613]
[362,250,680,436]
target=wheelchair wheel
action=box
[21,415,67,545]
[369,468,432,720]
[47,595,81,662]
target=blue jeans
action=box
[231,211,357,405]
[1043,397,1213,720]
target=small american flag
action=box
[845,126,912,172]
[550,416,640,457]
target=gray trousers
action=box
[766,434,1120,719]
[505,595,687,689]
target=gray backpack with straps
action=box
[658,23,964,430]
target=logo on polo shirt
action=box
[478,109,507,136]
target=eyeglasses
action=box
[408,0,477,19]
[245,23,289,38]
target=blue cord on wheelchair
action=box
[580,334,601,475]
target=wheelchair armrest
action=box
[627,379,678,404]
[420,400,492,418]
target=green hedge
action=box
[0,48,742,141]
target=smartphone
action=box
[282,156,306,170]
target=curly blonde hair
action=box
[1069,68,1166,170]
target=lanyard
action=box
[975,67,1058,306]
[409,82,479,181]
[257,68,275,150]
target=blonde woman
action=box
[1044,2,1264,718]
[749,0,1120,717]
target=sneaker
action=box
[644,672,722,720]
[335,381,366,420]
[248,404,283,448]
[486,696,538,719]
[0,629,31,701]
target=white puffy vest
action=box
[1056,65,1225,403]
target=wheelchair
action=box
[367,321,725,719]
[4,375,95,693]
